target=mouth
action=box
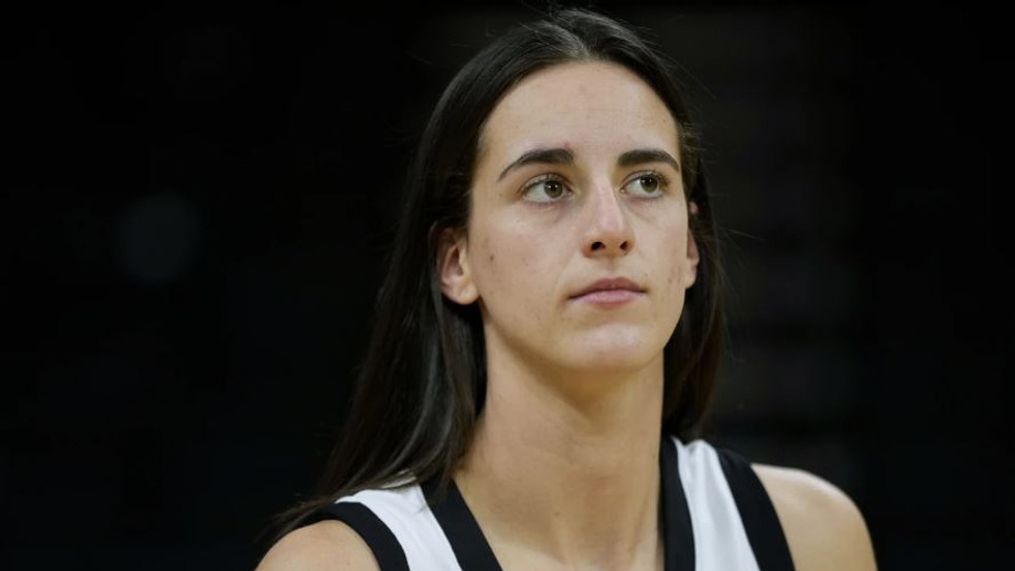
[569,277,646,305]
[571,289,645,305]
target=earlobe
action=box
[685,201,701,289]
[437,228,479,305]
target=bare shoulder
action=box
[752,463,878,571]
[255,520,380,571]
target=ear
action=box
[684,201,700,289]
[437,227,479,305]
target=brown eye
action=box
[638,175,658,193]
[624,172,668,197]
[522,175,572,203]
[544,180,565,198]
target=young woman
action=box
[257,7,877,571]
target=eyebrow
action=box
[496,147,681,182]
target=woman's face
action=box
[439,61,699,377]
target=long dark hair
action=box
[265,5,726,546]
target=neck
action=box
[455,343,665,569]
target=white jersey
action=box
[303,435,795,570]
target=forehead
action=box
[478,61,680,165]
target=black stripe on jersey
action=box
[716,447,796,571]
[304,501,410,571]
[421,476,503,570]
[661,435,696,571]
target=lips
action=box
[570,277,645,299]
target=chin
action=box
[563,330,662,373]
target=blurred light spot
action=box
[118,192,199,284]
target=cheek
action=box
[658,223,688,299]
[471,232,510,300]
[473,228,558,313]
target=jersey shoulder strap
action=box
[715,446,796,571]
[303,501,410,571]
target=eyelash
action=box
[521,170,672,202]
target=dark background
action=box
[4,1,1011,569]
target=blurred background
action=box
[3,0,1010,569]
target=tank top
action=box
[302,435,795,570]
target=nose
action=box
[582,181,634,257]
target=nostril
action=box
[589,240,631,253]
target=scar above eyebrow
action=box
[497,147,680,182]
